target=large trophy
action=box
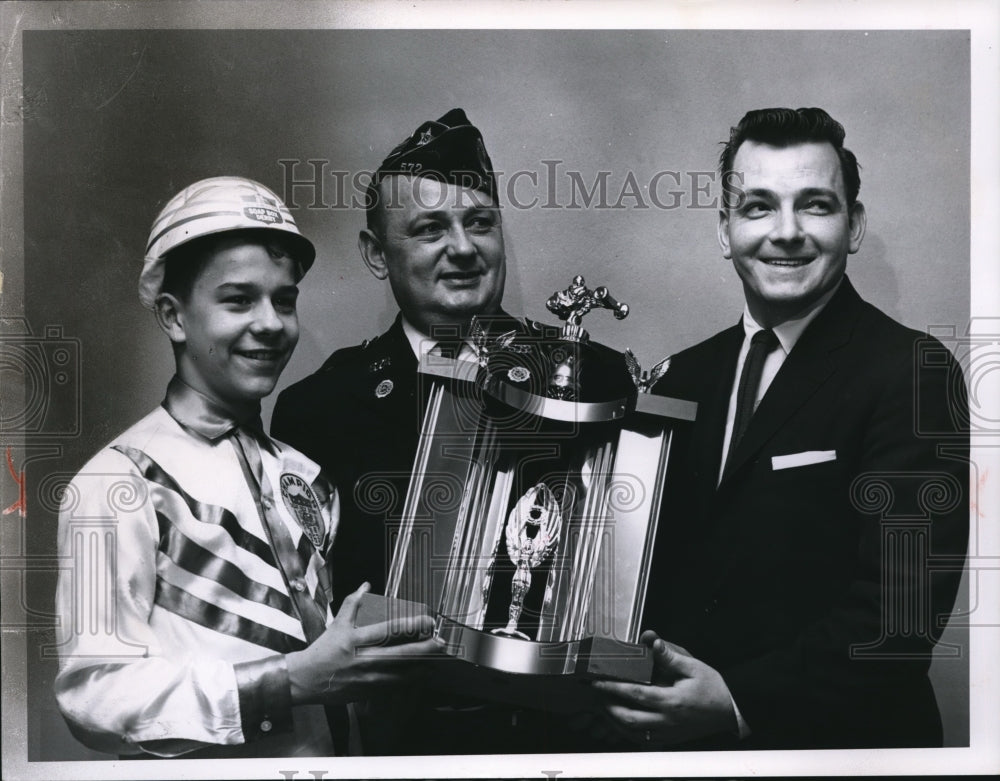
[359,276,696,709]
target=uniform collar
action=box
[741,278,843,355]
[162,375,272,450]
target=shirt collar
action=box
[741,278,842,355]
[162,376,270,448]
[400,316,475,361]
[400,316,435,360]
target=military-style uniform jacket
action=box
[272,312,526,606]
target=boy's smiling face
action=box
[165,237,300,414]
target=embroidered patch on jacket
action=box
[279,473,325,548]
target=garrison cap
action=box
[372,108,497,200]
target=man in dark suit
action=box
[594,107,969,750]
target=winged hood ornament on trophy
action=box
[469,320,530,370]
[624,349,672,394]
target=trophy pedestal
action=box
[356,593,652,714]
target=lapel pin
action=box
[375,379,394,399]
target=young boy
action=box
[53,177,435,758]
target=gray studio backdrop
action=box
[20,29,969,759]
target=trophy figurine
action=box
[545,274,629,341]
[493,483,564,639]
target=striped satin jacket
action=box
[54,377,339,757]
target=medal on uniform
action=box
[375,379,394,398]
[279,473,326,549]
[507,366,530,383]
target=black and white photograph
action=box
[1,1,998,779]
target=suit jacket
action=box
[646,277,969,749]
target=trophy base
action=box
[355,594,652,713]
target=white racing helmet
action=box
[139,176,316,309]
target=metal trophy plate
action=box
[357,276,697,710]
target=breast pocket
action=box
[771,449,837,471]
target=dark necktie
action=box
[726,328,778,466]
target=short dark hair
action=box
[719,107,861,207]
[364,177,388,237]
[160,228,303,302]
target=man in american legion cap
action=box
[272,109,536,753]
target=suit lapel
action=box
[717,279,862,488]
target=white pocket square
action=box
[771,450,837,470]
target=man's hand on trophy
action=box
[591,630,737,747]
[286,582,439,706]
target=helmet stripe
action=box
[145,209,243,255]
